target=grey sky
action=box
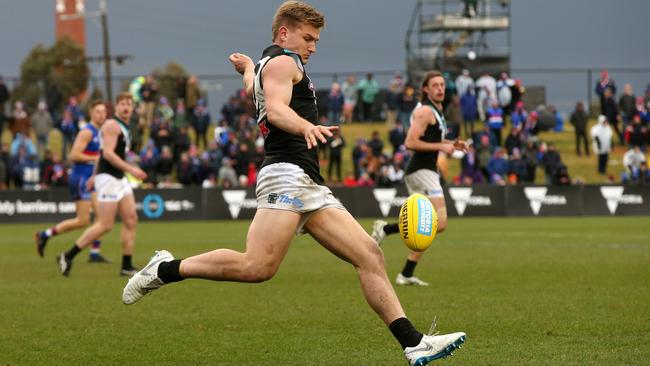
[1,0,648,113]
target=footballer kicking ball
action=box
[398,193,438,252]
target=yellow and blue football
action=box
[398,193,438,252]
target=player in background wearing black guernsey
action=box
[57,92,147,277]
[372,72,469,286]
[122,2,465,365]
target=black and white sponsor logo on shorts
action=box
[222,190,257,219]
[372,188,407,217]
[523,187,567,215]
[600,186,644,214]
[447,187,492,216]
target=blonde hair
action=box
[272,1,325,41]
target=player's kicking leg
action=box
[122,208,300,304]
[304,207,465,364]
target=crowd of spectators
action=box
[324,70,650,187]
[332,71,569,187]
[1,69,649,191]
[0,74,265,190]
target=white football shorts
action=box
[256,162,345,234]
[95,173,133,202]
[404,169,444,198]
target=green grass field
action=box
[1,217,649,365]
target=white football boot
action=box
[122,250,174,305]
[404,332,466,365]
[371,220,388,245]
[396,273,429,286]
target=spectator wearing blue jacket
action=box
[486,100,505,146]
[487,148,508,184]
[64,96,84,124]
[595,70,616,114]
[140,141,160,184]
[58,109,78,160]
[327,82,344,126]
[549,105,564,132]
[507,147,528,184]
[193,99,211,149]
[10,145,39,188]
[510,101,528,130]
[10,132,37,157]
[473,125,498,151]
[460,90,478,137]
[397,85,418,130]
[460,145,484,184]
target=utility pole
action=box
[99,0,112,102]
[59,0,132,103]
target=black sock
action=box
[157,259,184,284]
[122,255,133,270]
[389,317,423,349]
[65,244,82,260]
[401,260,418,278]
[384,223,400,235]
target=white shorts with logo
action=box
[95,173,133,202]
[256,162,345,234]
[404,169,444,198]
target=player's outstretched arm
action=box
[229,53,255,97]
[405,106,454,154]
[100,120,147,180]
[262,56,337,149]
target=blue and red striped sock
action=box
[89,240,101,256]
[41,227,58,239]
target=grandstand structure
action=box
[406,0,511,80]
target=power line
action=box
[58,0,133,102]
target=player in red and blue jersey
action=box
[36,100,109,263]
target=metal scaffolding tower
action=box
[406,0,511,81]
